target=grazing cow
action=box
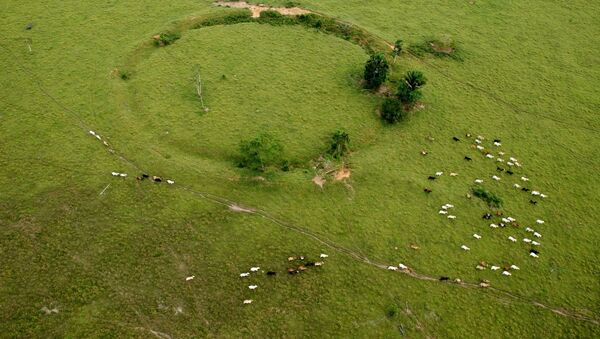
[531,191,541,196]
[536,219,545,224]
[111,172,120,176]
[460,245,470,251]
[387,266,398,271]
[424,188,432,193]
[493,139,501,143]
[142,173,149,178]
[513,183,521,188]
[493,142,502,147]
[526,227,534,232]
[510,265,520,270]
[540,193,548,198]
[89,131,96,136]
[305,262,316,267]
[248,285,258,290]
[477,145,485,150]
[489,223,499,228]
[439,276,450,281]
[474,179,483,184]
[506,170,514,175]
[523,238,532,243]
[486,154,494,159]
[320,253,329,258]
[502,271,512,276]
[243,299,253,304]
[267,271,277,276]
[287,268,298,274]
[250,267,260,272]
[508,236,517,242]
[447,215,456,219]
[530,249,540,255]
[497,167,505,172]
[167,179,175,184]
[482,213,492,219]
[492,175,501,181]
[435,171,443,176]
[476,265,486,270]
[530,200,537,205]
[453,136,460,141]
[490,266,500,270]
[450,172,458,176]
[507,216,516,222]
[466,133,472,137]
[398,264,408,270]
[498,151,505,156]
[473,234,482,239]
[298,265,307,271]
[530,252,539,258]
[428,176,436,180]
[240,273,250,277]
[497,158,505,163]
[502,217,510,223]
[464,156,472,161]
[439,210,448,215]
[314,262,324,266]
[521,176,529,181]
[533,232,542,238]
[119,173,127,177]
[287,256,296,261]
[532,241,540,246]
[186,276,195,281]
[480,282,490,288]
[522,187,530,192]
[153,176,162,183]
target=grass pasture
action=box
[1,0,599,337]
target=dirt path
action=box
[215,1,312,18]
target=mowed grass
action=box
[0,0,599,337]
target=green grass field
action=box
[1,0,599,337]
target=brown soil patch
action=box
[215,1,312,18]
[430,42,454,54]
[312,175,326,188]
[334,167,351,181]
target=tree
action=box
[363,53,389,89]
[392,39,403,63]
[238,133,283,172]
[328,129,350,159]
[397,70,427,105]
[380,98,404,123]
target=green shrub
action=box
[153,32,181,47]
[327,129,350,159]
[380,98,404,123]
[257,10,297,25]
[473,187,503,208]
[397,70,427,105]
[386,304,399,319]
[363,53,389,89]
[193,11,253,28]
[119,70,131,80]
[392,39,403,62]
[409,36,461,60]
[238,133,284,172]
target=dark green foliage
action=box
[380,98,404,123]
[119,70,131,80]
[193,11,253,28]
[257,10,297,25]
[386,304,399,319]
[363,53,389,89]
[153,32,181,46]
[392,39,403,60]
[397,70,427,105]
[238,133,284,172]
[327,129,350,159]
[473,187,503,208]
[284,1,300,8]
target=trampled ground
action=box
[1,0,599,337]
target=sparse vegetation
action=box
[327,129,350,159]
[473,187,503,208]
[153,32,181,46]
[392,39,403,62]
[238,133,284,172]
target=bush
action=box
[327,129,350,159]
[397,70,427,105]
[257,10,297,25]
[363,53,389,89]
[238,133,284,172]
[380,98,404,123]
[153,32,181,47]
[392,39,403,61]
[193,11,253,28]
[473,187,503,208]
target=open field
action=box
[1,0,599,337]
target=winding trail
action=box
[1,15,599,327]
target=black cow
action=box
[439,276,450,281]
[267,271,277,276]
[453,136,460,141]
[464,156,472,161]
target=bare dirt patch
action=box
[312,175,326,188]
[334,167,351,181]
[215,1,312,18]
